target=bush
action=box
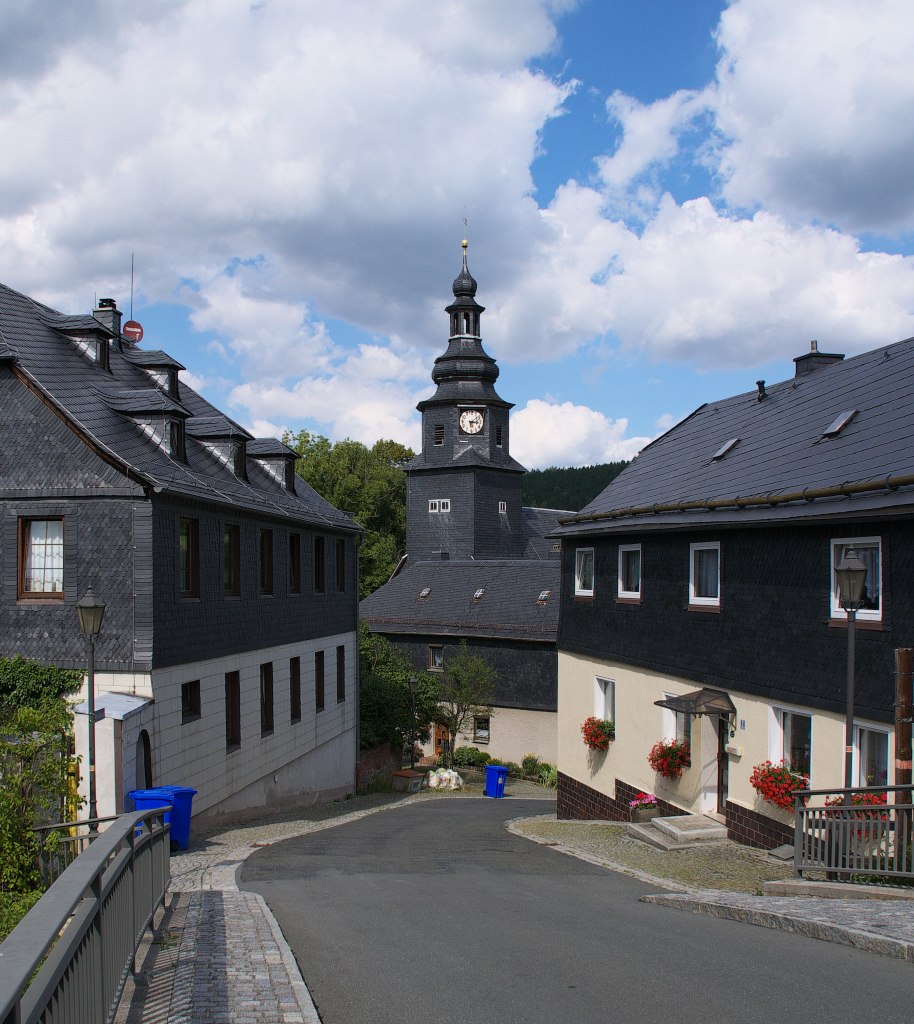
[0,657,83,709]
[0,890,43,944]
[444,747,491,769]
[521,753,540,776]
[539,764,558,788]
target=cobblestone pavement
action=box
[116,784,556,1023]
[509,813,914,962]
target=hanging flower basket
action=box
[749,760,808,811]
[581,717,615,751]
[648,740,690,780]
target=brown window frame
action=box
[314,537,325,593]
[336,645,346,703]
[290,656,302,723]
[336,539,345,592]
[18,518,65,600]
[428,645,444,672]
[289,533,301,594]
[181,680,201,723]
[224,524,241,596]
[179,518,200,598]
[260,662,274,735]
[225,671,241,750]
[315,650,325,712]
[259,528,274,596]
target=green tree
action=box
[435,643,497,768]
[0,656,83,708]
[358,621,438,754]
[284,430,414,597]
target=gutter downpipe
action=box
[354,532,362,794]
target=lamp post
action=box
[408,675,418,771]
[76,588,106,830]
[835,548,868,802]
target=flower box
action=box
[648,740,690,780]
[631,806,662,824]
[749,760,808,811]
[581,717,615,751]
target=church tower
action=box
[404,243,527,561]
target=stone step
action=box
[625,821,726,852]
[653,814,728,843]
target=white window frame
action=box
[618,544,641,598]
[689,541,720,607]
[428,500,439,513]
[575,548,594,597]
[854,723,889,788]
[768,704,813,775]
[428,499,451,513]
[594,677,615,723]
[661,692,689,744]
[830,536,882,622]
[498,501,507,514]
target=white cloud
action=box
[177,368,208,393]
[654,413,678,432]
[510,398,650,469]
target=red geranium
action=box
[581,717,615,750]
[750,760,808,811]
[648,740,691,779]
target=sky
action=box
[2,0,914,469]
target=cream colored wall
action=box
[457,708,557,766]
[558,650,894,824]
[76,671,153,701]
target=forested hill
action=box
[522,461,629,513]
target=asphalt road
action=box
[240,798,914,1024]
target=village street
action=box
[240,798,914,1024]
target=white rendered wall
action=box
[457,708,557,766]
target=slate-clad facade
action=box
[361,248,570,765]
[553,338,914,847]
[0,282,361,823]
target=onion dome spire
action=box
[452,239,478,297]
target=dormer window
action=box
[168,419,185,461]
[69,333,110,370]
[232,442,246,478]
[145,368,178,398]
[285,461,296,493]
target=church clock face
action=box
[459,409,484,434]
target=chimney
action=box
[93,297,123,340]
[793,339,844,376]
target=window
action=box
[618,544,641,598]
[314,537,325,593]
[337,645,346,702]
[284,461,296,493]
[429,645,444,671]
[419,587,432,600]
[181,680,201,723]
[315,651,325,712]
[259,529,273,595]
[661,693,690,745]
[537,590,552,604]
[575,548,594,597]
[594,677,615,722]
[689,542,719,607]
[429,499,451,513]
[224,525,240,596]
[474,588,486,600]
[434,424,444,445]
[772,707,811,776]
[336,539,346,592]
[498,501,507,514]
[831,537,882,621]
[496,425,503,448]
[168,419,185,461]
[473,716,490,743]
[18,519,64,598]
[179,518,199,597]
[289,533,301,594]
[856,726,889,787]
[225,671,241,749]
[260,662,274,734]
[290,656,301,723]
[232,442,246,478]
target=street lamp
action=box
[408,675,418,771]
[835,548,867,799]
[76,588,106,830]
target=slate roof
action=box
[404,442,527,473]
[359,559,560,640]
[0,282,357,532]
[557,337,914,537]
[522,506,571,559]
[123,349,186,371]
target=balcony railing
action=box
[794,784,914,881]
[0,806,170,1024]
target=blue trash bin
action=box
[156,785,197,851]
[485,764,509,798]
[128,787,174,823]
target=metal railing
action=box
[0,806,171,1024]
[34,816,120,888]
[794,784,914,881]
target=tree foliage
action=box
[0,656,83,708]
[522,461,629,513]
[435,643,497,768]
[284,430,414,597]
[358,621,438,752]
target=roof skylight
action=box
[712,437,740,461]
[473,588,486,600]
[418,587,431,600]
[537,590,552,604]
[822,409,858,437]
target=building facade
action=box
[553,339,914,847]
[0,283,361,824]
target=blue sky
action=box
[2,0,914,468]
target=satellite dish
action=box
[123,320,144,343]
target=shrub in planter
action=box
[581,717,615,751]
[647,740,690,779]
[521,753,541,776]
[749,760,808,811]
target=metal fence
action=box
[34,816,120,888]
[0,807,171,1024]
[794,784,914,881]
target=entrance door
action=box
[434,723,450,762]
[717,719,729,814]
